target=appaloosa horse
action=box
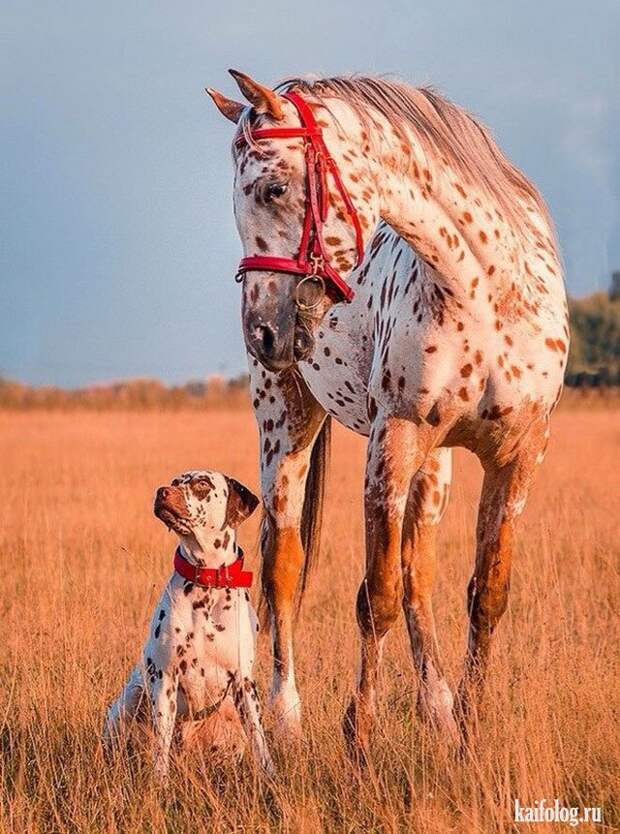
[207,71,569,755]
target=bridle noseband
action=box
[235,91,364,303]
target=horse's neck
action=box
[326,98,562,304]
[379,149,516,291]
[321,224,423,344]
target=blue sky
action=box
[2,0,618,386]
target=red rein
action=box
[235,91,364,303]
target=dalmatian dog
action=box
[103,469,274,781]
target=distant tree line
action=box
[1,276,618,409]
[0,375,250,410]
[565,273,620,386]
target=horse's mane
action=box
[273,75,557,255]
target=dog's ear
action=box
[225,477,260,528]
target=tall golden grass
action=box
[0,410,617,833]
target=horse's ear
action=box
[225,477,260,528]
[228,69,284,121]
[205,87,244,124]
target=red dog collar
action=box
[235,90,364,303]
[174,546,253,589]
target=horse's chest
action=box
[300,310,373,436]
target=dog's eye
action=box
[264,181,288,203]
[192,478,211,498]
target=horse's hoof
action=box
[271,693,303,742]
[416,680,460,745]
[342,699,371,767]
[452,691,482,757]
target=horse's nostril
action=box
[158,487,170,500]
[259,325,276,357]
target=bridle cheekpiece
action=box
[234,91,364,303]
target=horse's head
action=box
[207,70,378,372]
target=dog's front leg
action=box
[233,676,275,778]
[150,670,178,784]
[103,664,144,752]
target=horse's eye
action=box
[265,181,288,202]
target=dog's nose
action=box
[156,486,171,501]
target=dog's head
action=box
[154,470,259,543]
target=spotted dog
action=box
[103,469,274,780]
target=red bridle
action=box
[234,91,364,303]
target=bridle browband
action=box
[234,90,364,303]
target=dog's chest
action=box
[147,576,257,712]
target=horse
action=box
[206,70,569,757]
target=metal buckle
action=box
[216,566,231,587]
[309,254,324,275]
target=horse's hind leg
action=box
[344,413,430,758]
[456,425,546,733]
[401,447,458,740]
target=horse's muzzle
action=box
[246,322,296,372]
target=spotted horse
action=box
[206,71,569,758]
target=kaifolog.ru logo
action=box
[514,799,602,827]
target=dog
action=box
[103,469,274,780]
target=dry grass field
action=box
[0,409,618,833]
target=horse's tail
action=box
[297,415,331,609]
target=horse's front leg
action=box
[251,363,328,740]
[345,412,430,758]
